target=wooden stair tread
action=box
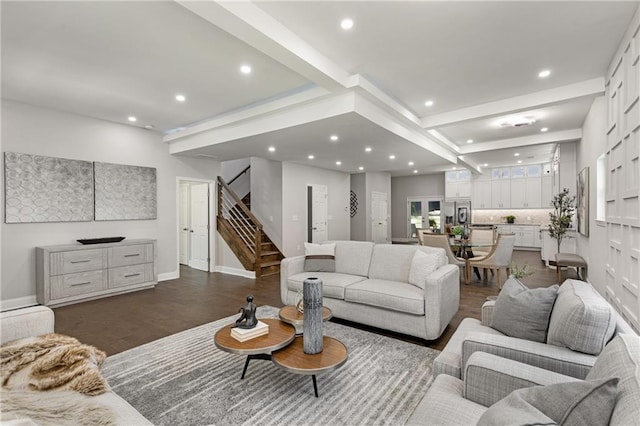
[260,251,279,256]
[260,260,281,267]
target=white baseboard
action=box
[158,271,180,282]
[1,295,38,312]
[214,266,256,279]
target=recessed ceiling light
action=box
[408,161,414,166]
[517,160,522,164]
[358,166,364,171]
[483,163,489,167]
[268,146,276,152]
[514,152,520,157]
[341,18,354,30]
[452,166,457,170]
[144,125,154,129]
[240,65,252,74]
[128,116,137,122]
[541,127,548,132]
[413,170,418,174]
[389,155,396,160]
[308,154,315,160]
[538,69,551,78]
[336,161,342,165]
[467,139,473,144]
[330,135,339,141]
[424,100,434,107]
[175,94,186,102]
[365,147,372,152]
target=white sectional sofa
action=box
[280,241,460,340]
[0,306,151,425]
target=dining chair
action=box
[467,233,516,289]
[419,232,467,280]
[468,227,495,258]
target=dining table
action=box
[449,238,494,284]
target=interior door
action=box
[371,191,388,243]
[189,183,209,271]
[179,183,189,265]
[308,185,328,243]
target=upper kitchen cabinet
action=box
[445,170,471,200]
[472,177,492,209]
[510,165,542,208]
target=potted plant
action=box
[451,225,465,240]
[548,188,576,253]
[428,218,438,232]
[503,215,516,224]
[509,262,534,279]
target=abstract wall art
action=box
[4,152,94,223]
[94,162,157,221]
[577,167,589,237]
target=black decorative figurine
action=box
[233,295,258,329]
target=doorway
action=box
[307,184,328,243]
[177,178,215,273]
[408,197,442,238]
[371,191,388,243]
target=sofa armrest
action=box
[464,352,580,407]
[461,332,596,380]
[423,264,460,339]
[481,300,495,326]
[280,256,305,305]
[0,306,55,344]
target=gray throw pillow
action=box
[490,277,559,343]
[478,377,619,426]
[303,242,336,272]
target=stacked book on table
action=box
[231,321,269,342]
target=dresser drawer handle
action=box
[124,254,140,258]
[70,259,91,264]
[124,273,141,278]
[71,281,91,287]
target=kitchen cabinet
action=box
[36,239,157,307]
[496,224,540,248]
[510,177,542,208]
[471,179,492,209]
[491,180,511,208]
[541,175,553,208]
[445,170,471,200]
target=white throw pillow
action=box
[408,249,440,289]
[304,242,336,272]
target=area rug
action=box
[102,306,439,426]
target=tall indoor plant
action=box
[548,188,576,253]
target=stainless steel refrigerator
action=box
[443,200,471,226]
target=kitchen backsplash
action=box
[472,209,554,226]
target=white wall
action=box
[250,156,283,250]
[281,162,350,256]
[365,172,392,241]
[390,174,445,239]
[221,158,250,199]
[1,100,220,307]
[350,173,366,241]
[576,97,608,293]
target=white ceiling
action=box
[2,1,638,176]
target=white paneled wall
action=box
[605,7,640,332]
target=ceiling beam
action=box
[421,77,604,129]
[459,129,582,154]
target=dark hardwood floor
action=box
[54,250,566,355]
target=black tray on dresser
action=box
[77,237,125,245]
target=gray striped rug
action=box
[103,306,438,426]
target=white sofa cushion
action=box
[333,241,375,277]
[287,272,367,300]
[368,244,417,283]
[409,249,444,290]
[344,278,425,315]
[548,279,616,355]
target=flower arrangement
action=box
[509,262,534,279]
[451,226,465,238]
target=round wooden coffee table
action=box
[278,305,333,326]
[272,336,348,397]
[214,318,295,379]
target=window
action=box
[596,154,606,222]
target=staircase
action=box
[217,176,284,277]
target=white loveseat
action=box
[0,306,151,425]
[280,241,460,340]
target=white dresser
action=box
[36,239,157,307]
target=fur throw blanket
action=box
[1,333,109,395]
